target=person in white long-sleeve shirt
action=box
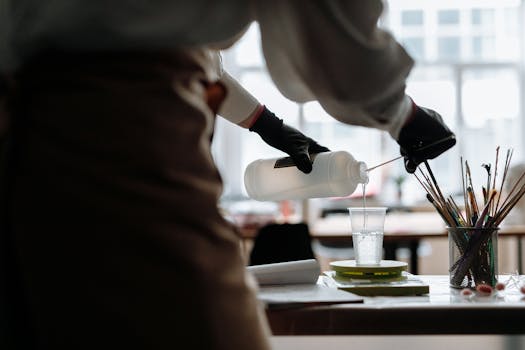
[0,1,455,349]
[219,70,330,173]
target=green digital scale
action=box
[329,260,408,280]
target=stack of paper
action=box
[247,259,321,285]
[247,259,363,308]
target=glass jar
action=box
[448,227,499,289]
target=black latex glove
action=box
[249,107,330,173]
[397,102,456,173]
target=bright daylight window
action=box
[213,0,524,222]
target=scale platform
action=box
[330,260,408,280]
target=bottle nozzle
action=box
[366,156,404,172]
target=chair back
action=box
[249,222,315,265]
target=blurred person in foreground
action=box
[0,1,454,349]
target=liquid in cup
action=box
[349,207,387,266]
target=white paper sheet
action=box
[247,259,321,285]
[257,283,363,308]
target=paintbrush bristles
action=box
[416,148,525,229]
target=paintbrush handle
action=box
[366,156,403,172]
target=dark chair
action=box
[249,222,315,266]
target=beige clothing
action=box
[0,0,414,138]
[5,49,271,349]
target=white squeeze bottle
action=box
[244,151,369,201]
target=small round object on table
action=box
[330,260,408,280]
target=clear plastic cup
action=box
[348,207,387,266]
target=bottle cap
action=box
[357,161,369,184]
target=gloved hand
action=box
[397,101,456,173]
[249,106,330,173]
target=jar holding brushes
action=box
[416,148,525,289]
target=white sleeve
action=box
[218,70,261,126]
[253,0,414,139]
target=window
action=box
[472,9,495,26]
[461,69,520,181]
[232,24,263,67]
[462,69,519,129]
[438,10,460,25]
[471,36,496,60]
[215,0,524,215]
[472,36,482,58]
[401,10,423,26]
[438,37,460,60]
[471,9,481,25]
[402,37,425,60]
